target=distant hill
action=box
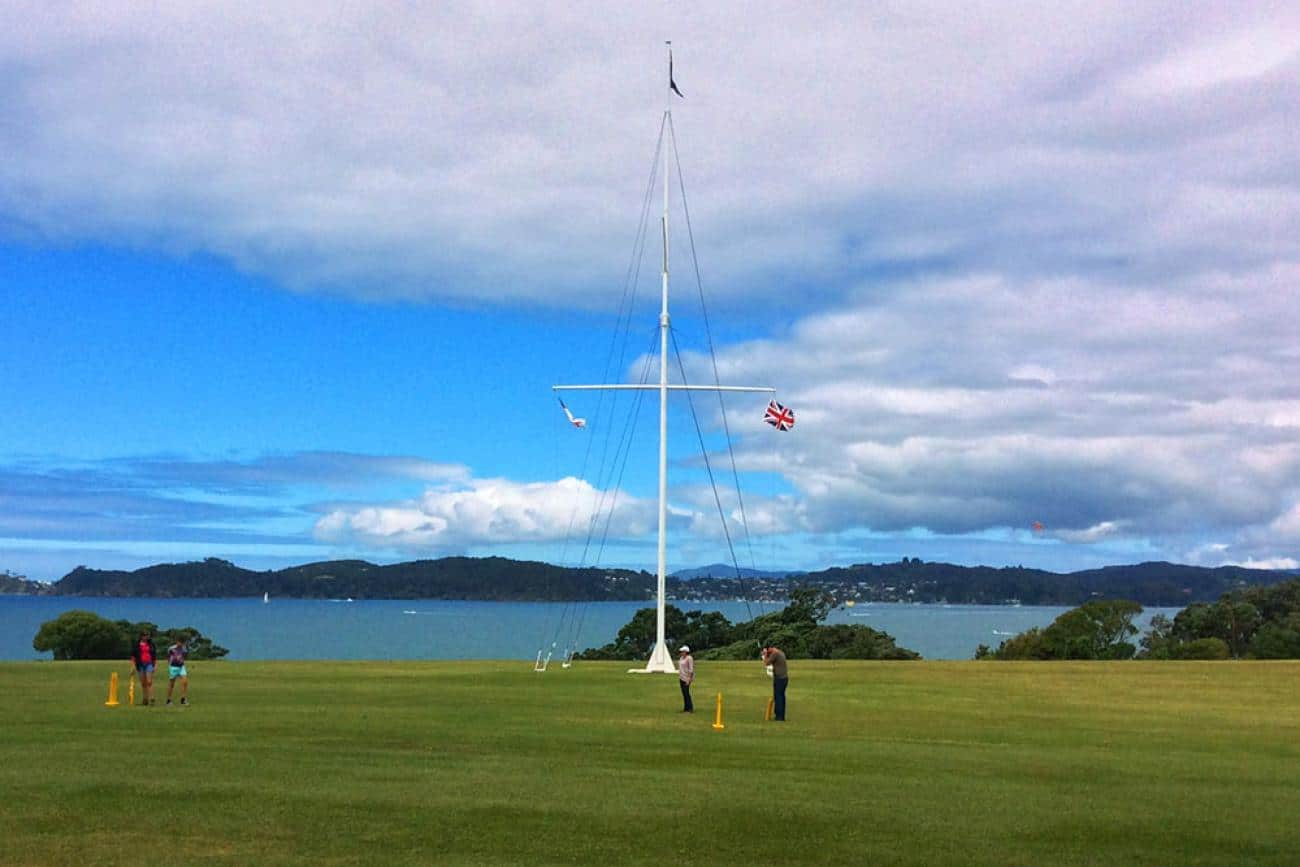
[671,563,804,580]
[50,557,656,601]
[37,555,1291,606]
[787,559,1284,607]
[0,571,48,595]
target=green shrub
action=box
[1174,638,1230,660]
[32,610,128,660]
[1246,623,1300,659]
[32,610,228,660]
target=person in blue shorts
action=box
[130,630,157,706]
[165,636,190,706]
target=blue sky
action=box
[3,2,1299,581]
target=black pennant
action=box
[669,49,684,98]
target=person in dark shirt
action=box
[761,641,788,721]
[130,630,158,706]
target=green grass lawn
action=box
[0,659,1297,866]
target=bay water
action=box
[0,596,1183,662]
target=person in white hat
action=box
[677,645,695,713]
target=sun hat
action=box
[678,645,690,652]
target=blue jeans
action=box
[680,680,693,712]
[773,677,788,721]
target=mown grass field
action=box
[0,659,1297,866]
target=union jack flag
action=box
[764,400,795,431]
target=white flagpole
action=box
[551,44,773,675]
[645,40,674,673]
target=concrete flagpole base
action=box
[627,640,677,673]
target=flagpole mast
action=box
[646,40,674,673]
[551,44,775,675]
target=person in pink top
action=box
[129,630,157,706]
[677,645,695,713]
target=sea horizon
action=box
[0,596,1182,663]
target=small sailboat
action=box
[262,591,269,604]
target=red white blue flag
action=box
[764,400,795,431]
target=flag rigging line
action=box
[536,121,667,669]
[670,114,770,615]
[670,329,755,621]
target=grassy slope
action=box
[0,660,1297,866]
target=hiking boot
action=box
[180,698,188,706]
[166,699,172,706]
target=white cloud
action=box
[4,2,1300,572]
[1230,557,1300,571]
[1119,28,1300,96]
[2,2,1296,309]
[695,261,1300,562]
[1268,504,1300,541]
[313,475,658,551]
[1055,522,1126,544]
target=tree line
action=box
[978,579,1300,660]
[790,559,1285,606]
[9,556,1287,607]
[42,557,655,600]
[579,586,921,661]
[32,610,229,661]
